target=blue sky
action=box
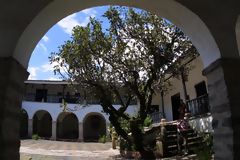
[28,6,110,80]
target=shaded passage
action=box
[20,109,28,138]
[33,110,52,138]
[83,114,106,142]
[57,112,79,140]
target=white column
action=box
[51,121,57,140]
[106,123,110,137]
[78,122,83,142]
[28,119,33,137]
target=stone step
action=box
[187,136,203,143]
[165,139,178,146]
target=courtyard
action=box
[20,140,120,160]
[20,139,204,160]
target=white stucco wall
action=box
[152,57,207,121]
[22,101,139,122]
[188,114,213,133]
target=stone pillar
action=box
[51,121,56,140]
[78,122,83,142]
[203,58,240,160]
[0,57,29,160]
[28,119,33,137]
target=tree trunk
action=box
[130,119,156,159]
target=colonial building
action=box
[1,1,239,159]
[20,80,138,141]
[21,56,212,141]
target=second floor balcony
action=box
[24,93,137,105]
[186,94,210,117]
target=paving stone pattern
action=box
[20,140,119,160]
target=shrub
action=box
[32,134,39,140]
[98,135,107,143]
[194,133,213,160]
[144,115,153,127]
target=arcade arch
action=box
[83,112,106,142]
[33,110,52,138]
[57,112,79,140]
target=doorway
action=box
[35,89,48,102]
[195,81,207,97]
[171,93,181,120]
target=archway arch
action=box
[57,112,79,140]
[236,15,240,56]
[13,1,220,69]
[83,112,106,142]
[33,110,52,138]
[20,109,28,138]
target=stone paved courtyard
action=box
[20,139,206,160]
[20,140,120,160]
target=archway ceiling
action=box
[0,0,52,57]
[1,1,240,68]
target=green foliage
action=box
[120,138,136,151]
[50,6,198,157]
[143,115,153,127]
[98,135,110,143]
[194,133,213,160]
[31,134,39,140]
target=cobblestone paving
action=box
[20,140,208,160]
[20,139,119,160]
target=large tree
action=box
[50,6,198,158]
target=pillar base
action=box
[203,58,240,160]
[0,57,29,160]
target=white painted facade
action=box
[22,56,210,127]
[152,56,208,121]
[21,80,139,141]
[22,101,138,123]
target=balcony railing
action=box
[23,93,137,105]
[186,94,210,117]
[150,111,164,124]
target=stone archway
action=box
[14,1,220,69]
[20,109,28,138]
[57,112,79,140]
[1,1,240,159]
[83,113,106,142]
[33,110,52,138]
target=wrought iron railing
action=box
[23,93,137,105]
[24,93,90,103]
[150,111,164,124]
[186,94,210,117]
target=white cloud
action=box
[41,61,64,73]
[47,77,61,81]
[57,13,80,35]
[39,43,47,52]
[42,35,49,42]
[41,63,54,72]
[57,9,98,35]
[80,8,98,27]
[28,67,39,80]
[36,43,48,52]
[82,8,97,17]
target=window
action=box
[195,81,207,97]
[35,89,47,102]
[148,105,159,114]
